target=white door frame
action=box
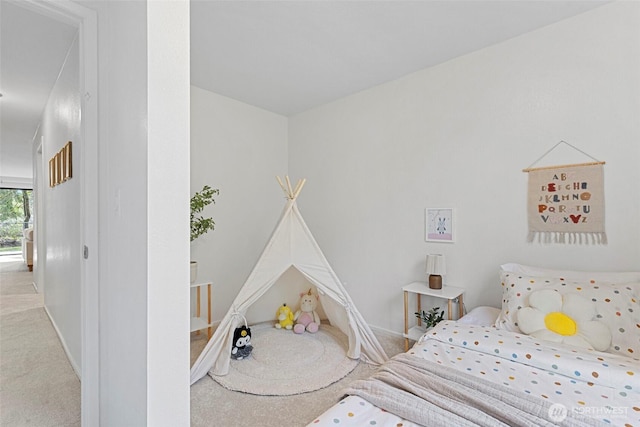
[15,1,99,425]
[34,138,44,293]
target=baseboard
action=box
[43,305,81,380]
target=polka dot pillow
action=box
[495,270,640,358]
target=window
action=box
[0,188,33,253]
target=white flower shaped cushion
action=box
[517,289,612,351]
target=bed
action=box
[306,264,640,427]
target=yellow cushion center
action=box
[544,312,577,336]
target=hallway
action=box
[0,255,80,426]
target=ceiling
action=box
[2,0,608,183]
[191,1,608,116]
[1,0,77,183]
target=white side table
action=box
[190,281,213,339]
[402,281,464,351]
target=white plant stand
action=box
[402,281,464,351]
[191,281,213,339]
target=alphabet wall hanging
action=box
[522,141,606,245]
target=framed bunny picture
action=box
[425,208,455,243]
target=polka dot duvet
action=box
[307,321,639,426]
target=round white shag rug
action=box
[209,322,358,396]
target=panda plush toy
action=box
[231,325,253,360]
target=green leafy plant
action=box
[415,306,445,329]
[190,185,219,242]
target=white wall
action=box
[35,34,82,373]
[147,1,190,425]
[288,2,640,333]
[84,1,190,424]
[91,2,149,423]
[33,1,189,424]
[190,86,288,321]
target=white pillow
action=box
[501,263,640,284]
[496,270,640,357]
[458,306,501,326]
[501,263,640,299]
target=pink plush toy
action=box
[293,289,320,334]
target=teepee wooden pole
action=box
[276,176,306,199]
[285,176,294,198]
[293,178,306,199]
[292,179,302,197]
[276,176,288,196]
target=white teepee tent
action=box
[190,177,388,384]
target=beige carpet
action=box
[211,323,359,396]
[0,255,81,427]
[190,323,406,426]
[0,254,407,426]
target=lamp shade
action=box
[425,254,446,276]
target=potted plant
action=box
[190,185,219,283]
[415,306,445,331]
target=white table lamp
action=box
[426,254,446,289]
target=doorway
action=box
[2,1,99,425]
